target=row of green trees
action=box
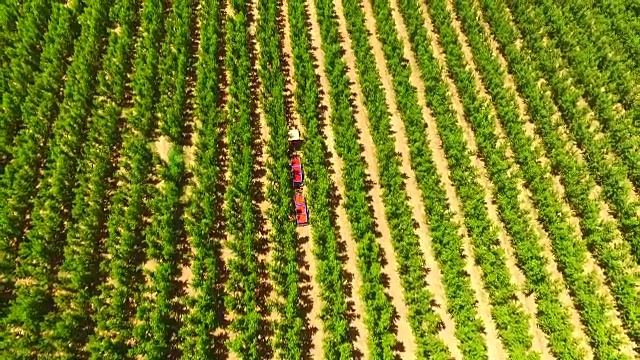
[485,0,640,346]
[0,0,57,170]
[255,0,306,358]
[87,0,165,356]
[510,0,640,190]
[0,1,21,99]
[223,0,261,357]
[286,0,365,357]
[344,0,487,359]
[0,3,79,320]
[534,0,640,112]
[178,0,227,356]
[45,0,139,356]
[132,0,193,357]
[307,0,406,355]
[345,0,490,357]
[472,0,631,357]
[374,0,537,357]
[534,0,639,108]
[417,0,587,357]
[506,0,640,265]
[341,0,489,357]
[1,0,112,356]
[588,0,640,65]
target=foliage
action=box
[44,0,138,356]
[340,0,489,358]
[287,0,376,358]
[1,0,112,355]
[511,0,640,190]
[506,0,640,266]
[376,0,536,357]
[0,3,78,321]
[0,0,637,357]
[254,0,306,358]
[419,0,587,357]
[315,0,452,358]
[131,0,192,358]
[0,0,57,169]
[223,0,260,357]
[476,0,633,357]
[484,0,640,347]
[178,0,227,357]
[86,0,165,356]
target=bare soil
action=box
[154,135,171,163]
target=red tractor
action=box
[291,156,304,187]
[294,193,309,226]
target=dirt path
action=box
[440,0,594,357]
[474,2,636,356]
[304,0,419,358]
[371,0,508,358]
[333,0,462,357]
[279,0,365,358]
[414,2,552,357]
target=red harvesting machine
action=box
[289,128,308,226]
[291,156,304,187]
[294,193,309,226]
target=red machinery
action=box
[294,193,309,226]
[291,156,304,187]
[289,128,308,226]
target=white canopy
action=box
[288,129,301,141]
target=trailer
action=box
[289,128,308,226]
[291,156,304,187]
[294,193,309,226]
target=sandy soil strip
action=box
[413,1,551,357]
[474,2,636,356]
[304,0,419,357]
[279,0,363,358]
[373,0,509,358]
[333,0,462,357]
[440,0,594,357]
